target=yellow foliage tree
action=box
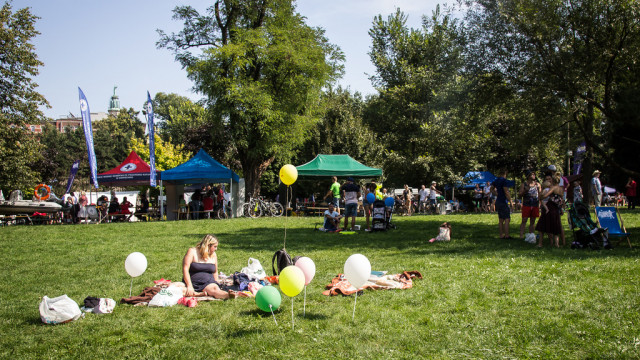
[129,135,190,171]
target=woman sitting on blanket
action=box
[181,234,235,299]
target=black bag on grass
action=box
[271,249,301,276]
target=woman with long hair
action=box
[182,234,232,299]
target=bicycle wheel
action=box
[248,200,262,218]
[216,207,228,220]
[270,202,284,217]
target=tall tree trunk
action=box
[582,98,595,206]
[241,156,275,201]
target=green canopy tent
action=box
[295,154,382,177]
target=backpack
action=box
[271,248,300,276]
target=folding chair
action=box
[595,206,632,248]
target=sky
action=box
[12,0,442,120]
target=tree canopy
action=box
[0,3,48,193]
[158,0,344,197]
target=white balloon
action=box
[344,254,371,289]
[125,252,147,278]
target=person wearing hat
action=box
[591,170,602,206]
[428,181,441,213]
[341,177,361,230]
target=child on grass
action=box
[429,222,451,243]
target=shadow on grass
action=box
[215,216,638,260]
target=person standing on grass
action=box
[535,174,564,247]
[626,177,636,209]
[363,182,376,232]
[591,170,603,206]
[519,170,541,238]
[341,177,361,230]
[429,181,441,213]
[491,169,512,239]
[323,176,341,214]
[418,184,428,213]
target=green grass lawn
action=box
[1,210,639,359]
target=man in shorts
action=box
[341,177,361,230]
[323,176,341,214]
[491,169,512,239]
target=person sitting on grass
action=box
[180,234,236,299]
[429,222,452,243]
[323,203,342,232]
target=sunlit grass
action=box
[1,210,639,359]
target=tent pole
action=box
[160,180,164,220]
[230,178,233,218]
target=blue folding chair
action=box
[595,207,632,248]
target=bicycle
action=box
[243,196,284,218]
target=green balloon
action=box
[255,286,281,312]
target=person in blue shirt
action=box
[491,169,512,239]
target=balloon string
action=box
[303,286,307,317]
[284,185,289,250]
[270,304,278,326]
[130,278,133,297]
[352,291,358,322]
[291,297,295,330]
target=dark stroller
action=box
[371,200,396,231]
[568,201,610,249]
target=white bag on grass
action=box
[39,295,83,324]
[241,257,267,280]
[148,286,183,307]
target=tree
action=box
[0,3,48,193]
[299,87,384,168]
[130,134,190,171]
[464,0,640,189]
[366,7,496,186]
[158,0,344,198]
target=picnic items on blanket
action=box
[121,286,162,305]
[81,297,116,314]
[323,271,423,296]
[149,286,184,307]
[153,278,172,285]
[241,258,267,280]
[39,295,84,324]
[177,297,198,308]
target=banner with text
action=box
[78,87,99,189]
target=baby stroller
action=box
[567,201,610,249]
[371,200,396,231]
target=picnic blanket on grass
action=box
[322,271,422,296]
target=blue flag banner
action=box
[146,91,157,187]
[572,142,586,175]
[78,87,99,189]
[65,160,80,194]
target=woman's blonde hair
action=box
[196,234,218,261]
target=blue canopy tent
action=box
[161,149,241,219]
[461,171,497,189]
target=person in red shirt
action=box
[120,196,133,215]
[626,177,637,209]
[203,191,214,212]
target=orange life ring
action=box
[34,184,51,201]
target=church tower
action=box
[108,86,120,115]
